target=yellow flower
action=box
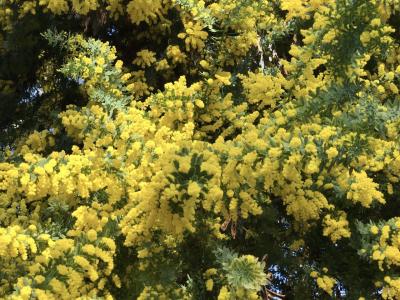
[377,85,385,93]
[94,66,103,74]
[57,264,69,275]
[200,60,210,69]
[289,137,302,148]
[370,225,379,235]
[316,275,336,295]
[322,30,337,44]
[372,250,384,261]
[115,60,123,70]
[326,147,338,159]
[82,244,96,255]
[178,21,208,51]
[20,286,32,300]
[323,213,351,242]
[35,275,46,284]
[218,286,230,300]
[347,171,385,207]
[188,181,201,198]
[204,268,218,277]
[86,229,98,242]
[195,99,205,108]
[206,279,213,291]
[310,271,318,278]
[137,248,149,258]
[133,49,157,68]
[215,72,231,85]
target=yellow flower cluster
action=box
[310,269,337,295]
[0,0,399,297]
[217,286,259,300]
[347,170,385,207]
[0,0,168,25]
[359,219,400,299]
[137,284,189,299]
[178,21,208,51]
[126,0,165,24]
[1,210,118,299]
[322,212,351,243]
[238,72,286,109]
[0,225,37,260]
[133,49,157,68]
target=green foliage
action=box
[215,247,268,290]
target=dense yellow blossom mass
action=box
[0,0,399,298]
